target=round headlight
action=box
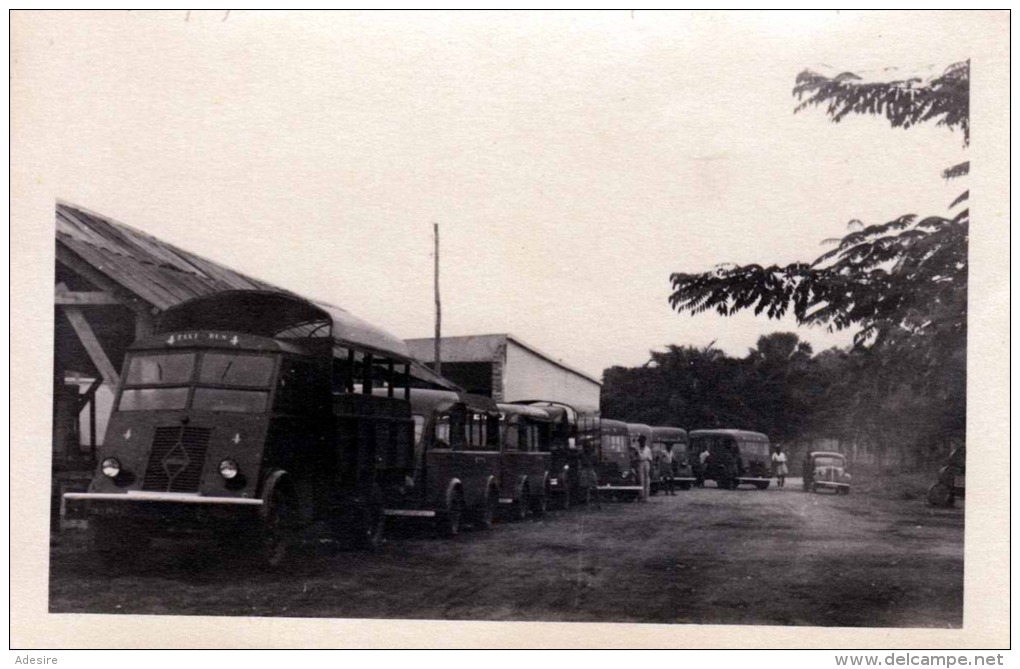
[101,457,121,478]
[218,459,240,480]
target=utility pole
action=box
[433,223,441,377]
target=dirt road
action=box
[49,478,964,627]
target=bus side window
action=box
[514,421,526,451]
[486,415,501,451]
[448,409,466,450]
[537,424,551,452]
[434,414,451,448]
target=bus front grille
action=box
[142,426,213,493]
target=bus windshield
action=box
[125,353,196,385]
[199,353,274,387]
[119,351,275,413]
[739,440,770,458]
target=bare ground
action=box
[48,477,963,627]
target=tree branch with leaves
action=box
[669,60,970,445]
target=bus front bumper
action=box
[812,481,851,490]
[63,491,264,529]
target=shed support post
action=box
[61,306,121,390]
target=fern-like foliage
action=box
[793,60,969,146]
[670,60,970,381]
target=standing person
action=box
[637,435,653,501]
[772,445,789,488]
[697,444,711,488]
[660,443,677,495]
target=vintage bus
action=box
[511,401,600,509]
[650,426,693,492]
[688,429,772,490]
[496,403,553,519]
[64,290,425,568]
[381,388,503,536]
[595,419,642,500]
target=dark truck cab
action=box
[512,401,600,509]
[596,419,642,500]
[64,290,427,567]
[381,388,503,536]
[497,403,552,519]
[689,429,772,490]
[650,426,693,491]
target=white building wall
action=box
[502,341,601,412]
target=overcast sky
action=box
[15,11,977,378]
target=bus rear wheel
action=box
[927,482,954,507]
[357,494,386,551]
[512,485,530,521]
[530,489,547,517]
[437,494,464,538]
[475,488,497,530]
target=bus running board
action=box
[383,509,436,518]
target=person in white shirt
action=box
[637,436,653,501]
[659,443,677,496]
[771,446,789,488]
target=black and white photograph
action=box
[10,10,1009,650]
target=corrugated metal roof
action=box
[57,202,279,309]
[55,201,457,390]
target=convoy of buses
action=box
[65,291,773,569]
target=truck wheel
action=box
[755,481,770,490]
[512,485,530,521]
[437,494,463,538]
[358,497,386,551]
[559,483,572,511]
[475,488,497,530]
[927,482,954,508]
[530,489,547,517]
[259,489,297,570]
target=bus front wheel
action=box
[91,518,148,571]
[258,488,297,570]
[357,491,386,551]
[559,483,572,511]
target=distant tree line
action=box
[601,332,963,468]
